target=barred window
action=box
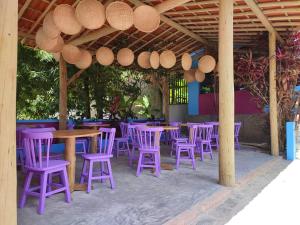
[169,75,188,105]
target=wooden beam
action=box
[59,57,68,130]
[67,69,86,86]
[0,0,18,224]
[269,31,279,156]
[218,0,235,187]
[18,0,32,19]
[155,0,193,13]
[243,0,284,43]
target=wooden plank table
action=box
[52,129,100,192]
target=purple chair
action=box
[128,124,146,167]
[136,126,163,177]
[19,132,71,214]
[169,122,188,156]
[80,128,116,193]
[205,122,219,150]
[195,125,213,160]
[113,122,130,158]
[234,122,242,150]
[175,125,198,170]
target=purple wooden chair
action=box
[80,128,116,193]
[113,122,130,158]
[19,131,71,214]
[136,126,163,177]
[195,124,213,160]
[234,122,242,150]
[128,124,146,167]
[169,122,188,156]
[205,122,219,150]
[175,125,198,170]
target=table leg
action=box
[91,135,98,153]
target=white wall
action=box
[169,104,188,122]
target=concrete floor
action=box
[17,145,281,225]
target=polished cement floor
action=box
[17,145,286,225]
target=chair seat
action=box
[139,147,160,152]
[177,143,196,148]
[115,137,129,142]
[173,137,188,141]
[26,160,69,172]
[82,153,113,160]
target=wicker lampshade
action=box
[198,55,216,73]
[96,47,114,66]
[181,53,192,71]
[61,44,82,64]
[106,1,133,30]
[133,5,160,33]
[117,48,134,66]
[75,0,105,30]
[137,51,151,69]
[160,50,176,69]
[195,69,205,82]
[35,28,64,53]
[150,51,160,69]
[75,49,92,69]
[183,69,195,83]
[43,11,60,38]
[52,52,60,62]
[53,4,82,35]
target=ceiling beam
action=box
[18,0,32,19]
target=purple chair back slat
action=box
[136,127,163,149]
[197,125,213,142]
[205,122,219,137]
[128,124,146,146]
[188,125,198,144]
[98,128,116,155]
[234,122,242,136]
[120,122,129,138]
[170,122,182,139]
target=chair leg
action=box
[209,143,213,160]
[191,148,196,170]
[61,167,71,203]
[19,171,33,208]
[176,148,180,170]
[235,137,240,150]
[38,172,48,214]
[200,144,204,161]
[136,152,143,176]
[100,161,104,183]
[80,159,87,184]
[87,160,93,193]
[106,160,115,189]
[154,152,160,177]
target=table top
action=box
[77,123,110,128]
[150,126,179,131]
[52,129,100,138]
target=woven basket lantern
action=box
[53,4,82,35]
[150,51,160,69]
[106,1,133,31]
[138,51,151,69]
[96,47,114,66]
[133,5,160,33]
[160,50,176,69]
[181,52,192,71]
[117,48,134,66]
[43,11,60,38]
[35,28,64,53]
[75,0,106,30]
[198,55,216,73]
[183,69,196,83]
[52,52,60,62]
[195,69,205,82]
[75,49,92,69]
[62,44,82,64]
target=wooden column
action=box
[0,1,18,224]
[218,0,235,186]
[269,32,279,156]
[59,57,68,130]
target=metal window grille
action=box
[169,75,188,105]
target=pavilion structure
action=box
[1,0,300,224]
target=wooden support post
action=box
[269,31,279,156]
[0,1,18,224]
[218,0,235,186]
[59,57,68,130]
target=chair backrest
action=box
[205,122,219,137]
[187,122,203,128]
[23,127,56,133]
[197,124,213,142]
[128,124,146,146]
[188,125,198,145]
[22,132,53,169]
[120,122,129,138]
[146,121,161,126]
[98,128,116,155]
[169,122,182,139]
[136,126,163,149]
[234,122,242,136]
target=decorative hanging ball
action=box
[96,47,114,66]
[150,51,160,69]
[198,55,216,73]
[160,50,176,69]
[43,11,60,38]
[53,4,82,35]
[137,51,151,69]
[195,69,205,82]
[61,44,82,64]
[106,1,133,30]
[75,49,92,69]
[52,52,60,62]
[183,69,196,83]
[75,0,106,30]
[133,5,160,33]
[181,52,192,71]
[117,48,134,66]
[35,28,64,53]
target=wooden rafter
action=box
[18,0,32,19]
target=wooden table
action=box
[77,123,110,130]
[52,129,100,192]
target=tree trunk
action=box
[83,77,91,118]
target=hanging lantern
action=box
[160,50,176,69]
[183,69,195,83]
[133,5,160,33]
[53,4,82,35]
[117,48,134,66]
[150,51,160,69]
[52,52,60,62]
[96,47,114,66]
[181,52,192,71]
[35,28,64,53]
[61,44,82,64]
[198,55,216,73]
[106,1,133,30]
[43,11,60,38]
[137,51,151,69]
[195,69,205,82]
[75,49,92,69]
